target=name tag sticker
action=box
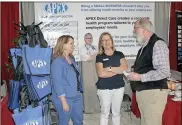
[103,58,109,61]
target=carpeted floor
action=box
[68,109,140,125]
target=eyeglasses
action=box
[85,38,92,39]
[133,26,144,33]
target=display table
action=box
[132,93,182,125]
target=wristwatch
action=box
[109,66,112,72]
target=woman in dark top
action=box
[96,32,128,125]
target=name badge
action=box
[103,58,109,61]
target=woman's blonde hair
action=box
[98,32,115,55]
[52,35,74,59]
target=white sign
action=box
[34,2,155,61]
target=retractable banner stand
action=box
[176,11,182,72]
[34,2,155,61]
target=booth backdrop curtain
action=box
[1,2,19,85]
[169,2,182,70]
[20,2,35,25]
[155,2,170,46]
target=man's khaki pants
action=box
[136,89,168,125]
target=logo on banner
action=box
[24,121,38,125]
[44,3,68,14]
[32,60,46,68]
[37,80,49,89]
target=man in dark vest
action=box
[128,18,170,125]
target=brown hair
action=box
[98,32,115,55]
[52,35,74,59]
